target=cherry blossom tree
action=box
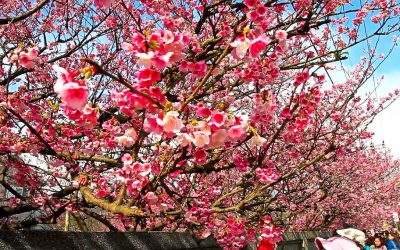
[1,0,400,249]
[281,148,400,231]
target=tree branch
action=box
[0,0,50,25]
[79,186,145,217]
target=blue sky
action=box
[344,34,400,157]
[325,0,400,157]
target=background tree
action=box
[1,0,400,249]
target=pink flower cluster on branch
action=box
[53,66,89,110]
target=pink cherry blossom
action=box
[256,5,267,15]
[211,112,226,127]
[136,51,174,69]
[136,51,156,68]
[249,35,270,58]
[256,167,281,184]
[231,35,270,59]
[144,116,164,134]
[139,163,152,176]
[53,65,88,110]
[56,82,88,110]
[234,155,250,172]
[136,68,161,87]
[116,136,134,147]
[121,153,133,165]
[275,30,288,41]
[294,71,310,86]
[176,133,194,147]
[209,129,227,148]
[158,111,183,133]
[8,46,39,69]
[116,128,137,147]
[94,0,114,8]
[151,52,174,69]
[244,0,259,7]
[121,42,134,54]
[190,61,207,77]
[248,135,267,147]
[280,107,291,119]
[193,149,207,164]
[122,34,146,54]
[193,131,210,148]
[144,192,158,205]
[228,125,247,140]
[230,38,251,59]
[18,47,39,69]
[196,106,212,118]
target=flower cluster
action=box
[93,0,114,8]
[62,104,99,128]
[260,215,283,244]
[250,91,277,126]
[53,66,89,110]
[230,34,270,59]
[8,46,39,69]
[179,60,207,78]
[122,30,189,69]
[255,166,281,184]
[112,86,166,115]
[213,216,248,250]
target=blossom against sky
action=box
[341,35,400,156]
